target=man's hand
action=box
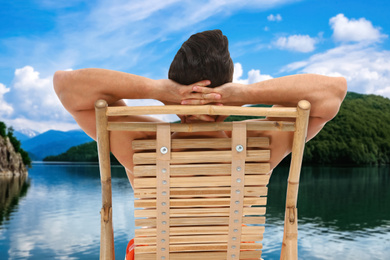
[180,82,247,106]
[158,79,222,104]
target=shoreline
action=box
[0,169,28,178]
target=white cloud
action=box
[0,0,305,132]
[233,63,273,84]
[280,14,390,98]
[0,0,302,75]
[330,14,387,43]
[7,66,71,121]
[1,65,180,133]
[275,34,317,53]
[267,14,282,22]
[282,44,390,98]
[3,118,79,133]
[0,83,13,116]
[375,86,390,97]
[0,66,77,132]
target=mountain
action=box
[21,129,93,161]
[302,92,390,164]
[43,141,120,164]
[14,129,39,142]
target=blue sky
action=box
[0,0,389,133]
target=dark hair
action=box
[168,29,233,88]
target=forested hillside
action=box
[44,92,390,165]
[303,92,390,164]
[43,141,119,164]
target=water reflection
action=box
[0,164,389,260]
[0,163,133,260]
[0,174,30,227]
[269,166,390,229]
[263,165,390,260]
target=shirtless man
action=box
[53,29,347,187]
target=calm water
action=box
[0,163,389,260]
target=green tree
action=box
[0,121,6,137]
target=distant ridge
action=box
[302,92,390,164]
[14,129,39,142]
[22,129,93,160]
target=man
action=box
[54,29,347,187]
[54,29,346,259]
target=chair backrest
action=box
[95,101,310,260]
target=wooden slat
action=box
[132,137,269,150]
[227,121,247,258]
[135,216,266,227]
[134,242,263,254]
[135,207,266,218]
[135,226,265,237]
[155,123,171,260]
[109,120,295,132]
[134,186,268,198]
[106,104,297,117]
[135,197,267,208]
[134,175,270,189]
[135,217,231,227]
[243,217,266,225]
[134,150,270,165]
[135,234,263,245]
[134,163,270,177]
[133,250,262,260]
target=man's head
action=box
[168,29,233,88]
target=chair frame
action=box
[95,100,310,260]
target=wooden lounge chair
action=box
[95,100,310,260]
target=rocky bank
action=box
[0,135,28,177]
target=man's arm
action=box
[182,74,347,168]
[183,74,347,137]
[53,68,214,185]
[184,74,346,120]
[53,68,214,136]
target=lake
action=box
[0,163,389,259]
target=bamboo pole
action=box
[95,100,115,260]
[106,105,298,118]
[108,120,295,132]
[133,150,270,165]
[131,250,262,260]
[135,225,265,237]
[133,186,269,198]
[134,206,266,218]
[280,100,310,260]
[133,163,270,177]
[135,234,263,245]
[132,137,270,150]
[134,243,262,254]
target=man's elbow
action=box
[53,70,67,96]
[335,76,348,101]
[53,70,77,111]
[324,76,348,121]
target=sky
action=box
[0,0,389,133]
